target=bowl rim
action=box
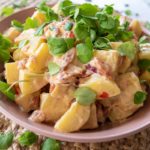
[0,6,150,143]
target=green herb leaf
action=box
[94,37,111,50]
[139,36,150,44]
[75,87,96,106]
[1,7,14,16]
[134,91,147,104]
[79,3,99,18]
[0,81,15,101]
[18,131,38,146]
[64,22,73,31]
[103,4,114,15]
[18,39,29,49]
[0,132,14,149]
[76,38,93,63]
[42,138,61,150]
[13,0,28,8]
[125,9,132,16]
[138,59,150,70]
[145,21,150,31]
[48,62,60,75]
[90,29,96,42]
[74,19,90,41]
[96,12,118,30]
[35,22,48,36]
[117,41,136,60]
[37,1,58,22]
[0,34,11,62]
[59,0,76,16]
[24,17,38,30]
[47,37,74,55]
[11,20,24,31]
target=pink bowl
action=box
[0,7,150,143]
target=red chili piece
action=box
[99,92,109,99]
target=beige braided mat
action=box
[0,0,150,149]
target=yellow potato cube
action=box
[129,20,142,38]
[94,50,120,77]
[15,29,35,43]
[54,102,90,133]
[4,27,20,42]
[23,36,45,56]
[26,43,50,73]
[140,71,150,83]
[19,69,48,95]
[13,49,28,61]
[31,11,46,25]
[109,72,143,122]
[110,42,122,50]
[5,62,19,84]
[80,74,120,99]
[139,43,150,60]
[15,91,40,112]
[40,93,71,122]
[82,104,98,129]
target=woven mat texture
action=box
[0,0,150,149]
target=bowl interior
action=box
[0,7,150,143]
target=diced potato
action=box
[82,104,98,129]
[129,20,142,38]
[139,43,150,60]
[118,56,132,73]
[15,29,35,43]
[23,36,45,56]
[19,69,48,95]
[26,43,50,73]
[110,42,122,50]
[54,102,90,133]
[109,72,143,122]
[13,49,28,61]
[40,93,71,122]
[80,74,120,98]
[94,50,120,77]
[140,71,150,83]
[5,62,19,84]
[31,11,46,25]
[4,27,20,42]
[15,91,40,112]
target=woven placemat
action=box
[0,0,150,149]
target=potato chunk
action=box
[80,74,120,99]
[26,43,50,73]
[139,43,150,60]
[129,20,142,38]
[94,50,120,77]
[13,49,28,61]
[15,91,40,112]
[82,104,98,129]
[109,72,143,122]
[5,62,19,84]
[40,93,72,123]
[4,27,20,42]
[140,71,150,83]
[54,102,90,132]
[19,69,47,95]
[31,11,46,25]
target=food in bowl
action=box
[0,0,150,133]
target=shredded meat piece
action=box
[89,58,111,79]
[29,110,45,123]
[58,48,76,69]
[17,59,27,69]
[50,65,83,84]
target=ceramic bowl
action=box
[0,7,150,143]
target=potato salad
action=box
[0,0,150,133]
